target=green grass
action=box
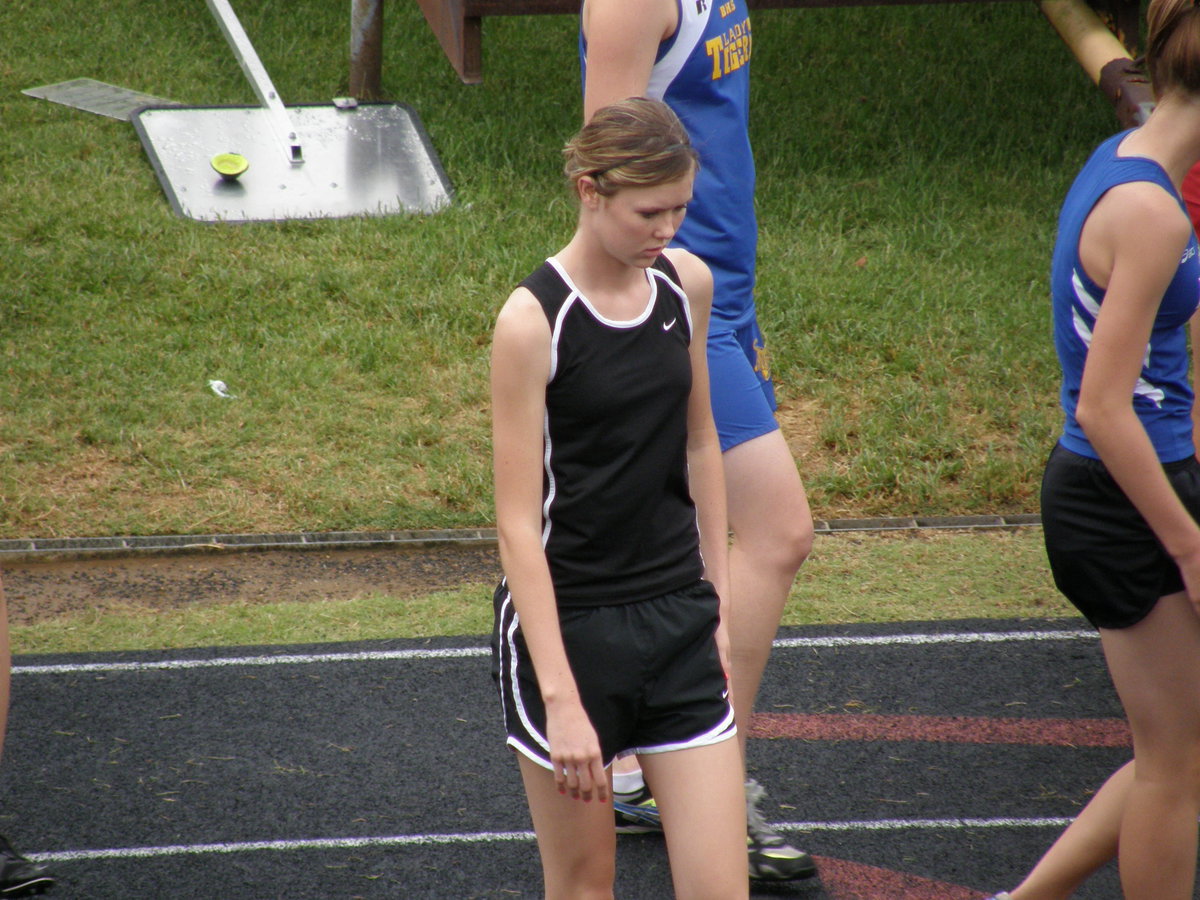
[10,529,1076,655]
[1,1,1118,539]
[1,3,1115,654]
[12,583,498,655]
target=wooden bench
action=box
[414,0,576,84]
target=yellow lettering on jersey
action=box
[705,37,724,79]
[704,18,752,80]
[719,0,736,16]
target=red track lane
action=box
[750,712,1131,747]
[813,856,987,899]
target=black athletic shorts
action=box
[490,579,736,770]
[1040,442,1200,629]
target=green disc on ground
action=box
[210,152,249,180]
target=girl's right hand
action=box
[545,697,608,804]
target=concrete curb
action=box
[0,515,1042,563]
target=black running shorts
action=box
[1040,442,1200,629]
[490,579,736,770]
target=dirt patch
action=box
[0,544,502,626]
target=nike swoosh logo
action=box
[663,318,677,331]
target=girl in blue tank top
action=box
[987,3,1200,899]
[1051,129,1200,463]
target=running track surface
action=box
[0,618,1165,898]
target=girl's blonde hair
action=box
[1146,0,1200,98]
[563,97,699,197]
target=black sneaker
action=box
[745,778,818,881]
[0,835,53,897]
[613,784,663,834]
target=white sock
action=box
[612,769,646,798]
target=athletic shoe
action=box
[745,778,818,881]
[985,895,1012,900]
[0,835,54,896]
[613,784,663,834]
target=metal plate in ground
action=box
[132,103,452,222]
[22,78,180,121]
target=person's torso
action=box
[1050,128,1200,463]
[519,255,704,605]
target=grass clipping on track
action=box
[11,529,1075,656]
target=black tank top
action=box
[518,255,704,607]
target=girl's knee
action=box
[789,520,815,567]
[762,519,813,573]
[732,512,812,571]
[1133,746,1200,805]
[675,875,748,900]
[537,829,616,899]
[543,861,615,900]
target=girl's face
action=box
[583,172,694,268]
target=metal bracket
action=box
[204,0,304,164]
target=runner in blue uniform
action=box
[490,97,748,899]
[985,3,1200,898]
[581,0,816,882]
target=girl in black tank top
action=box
[489,98,748,898]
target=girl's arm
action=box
[666,249,731,670]
[581,0,677,120]
[491,289,607,803]
[1076,183,1200,607]
[1191,312,1200,449]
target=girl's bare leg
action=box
[642,738,749,900]
[1010,592,1200,900]
[518,754,617,900]
[1008,761,1130,900]
[1102,593,1200,899]
[723,430,812,756]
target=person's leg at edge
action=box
[722,428,813,755]
[611,436,812,821]
[718,427,818,880]
[1004,761,1130,899]
[518,753,618,899]
[1103,592,1200,899]
[611,757,660,834]
[613,349,814,844]
[1007,591,1200,900]
[0,577,10,762]
[0,576,55,897]
[642,739,749,900]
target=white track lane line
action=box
[19,627,1096,862]
[13,629,1095,676]
[773,629,1095,649]
[33,816,1072,863]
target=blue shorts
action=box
[707,321,779,453]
